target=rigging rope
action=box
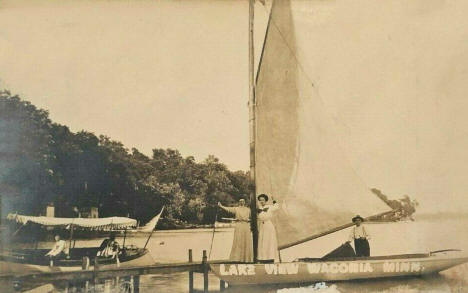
[208,206,218,260]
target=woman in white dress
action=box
[256,194,279,263]
[218,198,253,262]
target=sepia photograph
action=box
[1,0,468,292]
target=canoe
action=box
[210,250,468,286]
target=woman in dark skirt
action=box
[347,215,370,257]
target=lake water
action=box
[6,218,468,292]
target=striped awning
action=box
[7,213,137,229]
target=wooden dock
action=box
[1,250,228,292]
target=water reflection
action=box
[130,269,467,293]
[5,265,467,293]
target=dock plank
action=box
[0,260,228,282]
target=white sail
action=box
[138,207,164,232]
[256,0,450,249]
[257,0,468,249]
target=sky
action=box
[288,0,468,213]
[0,0,270,172]
[1,0,468,213]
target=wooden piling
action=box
[188,249,194,293]
[94,256,99,290]
[133,275,140,293]
[68,224,74,258]
[104,279,112,293]
[220,280,225,291]
[82,256,90,270]
[12,280,22,291]
[82,256,90,293]
[202,250,208,293]
[94,257,100,270]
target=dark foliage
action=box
[371,188,419,221]
[0,91,252,226]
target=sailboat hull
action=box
[210,251,468,286]
[0,248,154,276]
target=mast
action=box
[248,0,258,262]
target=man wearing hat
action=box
[347,215,370,257]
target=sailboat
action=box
[211,0,468,286]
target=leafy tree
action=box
[1,91,252,228]
[0,91,55,215]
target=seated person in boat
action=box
[257,194,279,263]
[218,198,253,263]
[97,232,120,259]
[347,215,370,257]
[45,234,67,259]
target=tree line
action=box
[0,91,252,228]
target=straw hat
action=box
[352,215,364,222]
